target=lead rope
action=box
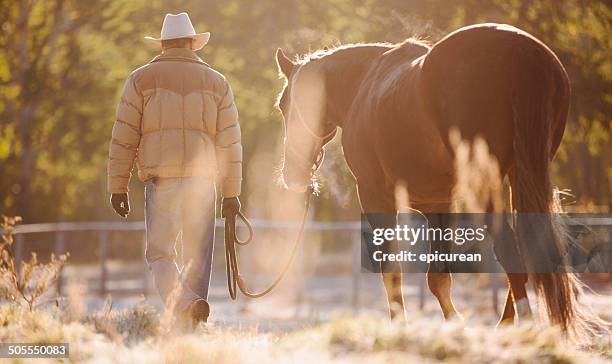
[224,187,313,299]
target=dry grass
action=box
[0,216,68,311]
[0,302,610,363]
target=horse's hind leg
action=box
[357,184,405,320]
[491,210,532,325]
[498,273,530,326]
[418,203,462,320]
[508,273,531,320]
[499,289,515,325]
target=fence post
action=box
[418,273,426,310]
[491,274,500,315]
[99,231,108,296]
[142,235,149,296]
[294,228,306,317]
[14,234,24,276]
[55,231,66,295]
[351,229,361,313]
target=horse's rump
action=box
[420,24,598,338]
[420,24,566,171]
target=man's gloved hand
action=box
[221,197,241,218]
[110,193,130,218]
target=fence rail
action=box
[9,219,367,312]
[5,216,612,314]
[12,219,364,233]
[12,216,612,234]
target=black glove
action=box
[221,197,241,218]
[110,193,130,218]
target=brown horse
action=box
[275,23,590,335]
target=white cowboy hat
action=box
[145,12,210,51]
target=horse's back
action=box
[342,40,455,198]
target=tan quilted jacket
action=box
[107,47,242,197]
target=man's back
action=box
[108,47,242,198]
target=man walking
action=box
[107,12,242,324]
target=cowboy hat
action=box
[145,12,210,51]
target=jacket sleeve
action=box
[215,79,242,198]
[107,75,142,193]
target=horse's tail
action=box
[510,40,601,340]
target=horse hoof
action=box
[444,311,465,324]
[496,317,515,329]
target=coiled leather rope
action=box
[224,187,313,299]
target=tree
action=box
[0,0,609,223]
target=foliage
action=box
[0,0,609,223]
[0,215,67,310]
[0,303,610,363]
[83,299,159,344]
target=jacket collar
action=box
[150,47,208,66]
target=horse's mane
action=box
[297,38,431,64]
[275,38,431,110]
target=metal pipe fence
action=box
[6,216,612,313]
[10,220,366,311]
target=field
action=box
[1,295,611,364]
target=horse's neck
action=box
[321,47,390,127]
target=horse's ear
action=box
[276,48,295,78]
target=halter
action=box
[292,104,337,141]
[284,87,336,174]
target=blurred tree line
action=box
[0,0,610,223]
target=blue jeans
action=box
[144,176,216,312]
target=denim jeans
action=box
[144,176,216,312]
